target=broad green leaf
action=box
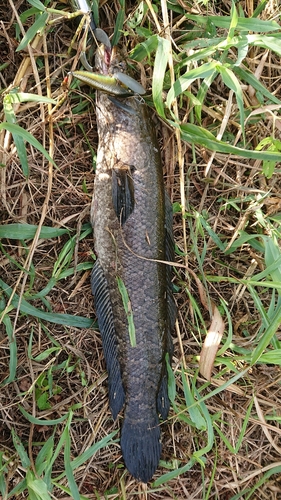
[130,35,158,61]
[17,12,48,52]
[27,470,52,500]
[152,37,170,117]
[0,223,69,240]
[249,34,281,56]
[228,0,238,40]
[259,350,281,365]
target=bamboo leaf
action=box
[218,65,245,140]
[0,123,57,168]
[27,0,46,10]
[166,62,218,108]
[178,122,281,161]
[0,223,69,240]
[186,14,280,32]
[17,11,48,52]
[8,93,56,105]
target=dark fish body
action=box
[91,49,176,483]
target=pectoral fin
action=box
[112,166,135,225]
[91,260,125,419]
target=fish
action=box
[87,45,176,483]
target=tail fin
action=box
[120,414,161,483]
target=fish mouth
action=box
[95,44,126,76]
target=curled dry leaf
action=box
[199,303,225,381]
[185,266,225,380]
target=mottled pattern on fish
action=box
[91,49,176,483]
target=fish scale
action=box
[89,48,176,483]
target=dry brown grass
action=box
[1,0,281,498]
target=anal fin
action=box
[91,260,125,419]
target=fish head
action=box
[95,44,127,76]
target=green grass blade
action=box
[235,66,281,104]
[19,405,69,425]
[152,36,170,117]
[68,430,119,471]
[153,458,197,486]
[166,353,176,404]
[11,429,31,469]
[35,435,54,472]
[181,367,206,431]
[0,307,17,386]
[111,8,125,47]
[64,422,80,500]
[245,465,281,500]
[264,235,281,290]
[251,305,281,364]
[0,279,93,328]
